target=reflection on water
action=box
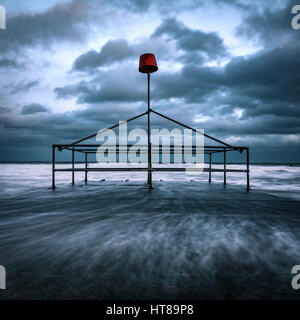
[0,164,300,299]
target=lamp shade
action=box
[139,53,158,73]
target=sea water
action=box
[0,163,299,299]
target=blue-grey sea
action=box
[0,163,300,299]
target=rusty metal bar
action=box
[52,145,56,190]
[147,73,152,189]
[82,151,223,155]
[68,111,148,146]
[80,151,227,155]
[151,109,239,150]
[55,167,248,173]
[55,144,242,149]
[85,153,88,183]
[72,148,75,185]
[209,153,212,183]
[224,148,226,186]
[247,147,250,191]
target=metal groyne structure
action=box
[52,54,250,191]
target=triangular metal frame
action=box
[52,108,249,191]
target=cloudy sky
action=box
[0,0,299,162]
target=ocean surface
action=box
[0,163,300,299]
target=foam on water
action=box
[0,164,300,299]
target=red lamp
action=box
[139,53,158,74]
[138,53,158,189]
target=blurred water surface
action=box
[0,164,300,299]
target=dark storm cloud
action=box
[1,0,299,162]
[72,39,135,71]
[55,76,144,103]
[0,1,92,54]
[0,59,20,68]
[10,80,40,94]
[72,36,175,73]
[237,0,300,48]
[205,115,300,136]
[0,106,12,113]
[242,102,300,119]
[54,80,88,100]
[154,65,224,102]
[0,110,89,147]
[108,0,250,13]
[0,101,146,149]
[73,103,146,125]
[56,64,146,102]
[226,0,300,122]
[72,17,227,73]
[154,10,300,118]
[62,17,228,103]
[58,34,300,123]
[1,100,299,156]
[21,103,50,115]
[225,45,300,104]
[0,0,240,58]
[152,17,228,59]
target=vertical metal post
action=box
[246,147,250,191]
[224,148,226,186]
[52,145,56,190]
[85,152,88,183]
[209,153,212,183]
[72,148,75,185]
[147,72,152,189]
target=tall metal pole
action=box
[209,153,212,183]
[147,73,152,189]
[224,149,226,186]
[52,145,56,190]
[72,148,75,185]
[246,147,250,191]
[85,152,88,183]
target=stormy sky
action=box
[0,0,299,162]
